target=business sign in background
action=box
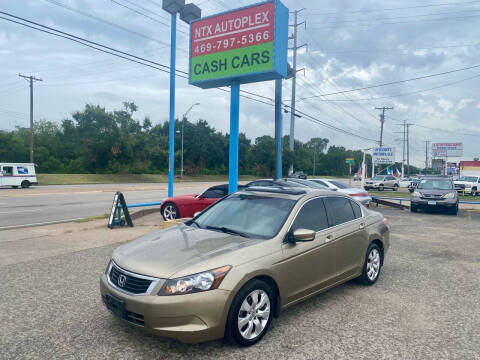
[432,142,463,157]
[189,0,288,88]
[373,147,395,164]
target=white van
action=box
[0,163,37,188]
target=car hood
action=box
[415,189,452,195]
[454,181,472,185]
[112,224,262,279]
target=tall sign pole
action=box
[168,12,177,197]
[162,0,202,196]
[189,1,289,193]
[274,79,282,179]
[228,81,240,193]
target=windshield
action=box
[458,176,478,182]
[191,194,296,239]
[372,176,385,181]
[417,179,453,190]
[329,180,350,189]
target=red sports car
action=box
[160,184,229,221]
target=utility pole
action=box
[288,9,306,175]
[405,123,413,176]
[375,106,394,147]
[19,74,42,163]
[424,140,430,174]
[402,120,406,178]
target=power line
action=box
[109,0,189,35]
[300,63,480,99]
[305,73,480,102]
[43,0,171,46]
[318,42,480,55]
[308,0,480,16]
[309,14,480,29]
[309,8,480,24]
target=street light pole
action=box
[180,102,200,179]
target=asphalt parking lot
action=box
[1,207,479,359]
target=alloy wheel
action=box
[162,204,177,220]
[237,290,271,340]
[366,248,380,281]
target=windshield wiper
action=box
[187,219,202,228]
[205,225,250,238]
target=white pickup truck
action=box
[454,175,480,196]
[0,163,37,188]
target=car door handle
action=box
[325,234,334,243]
[359,222,365,229]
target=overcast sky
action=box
[1,0,480,167]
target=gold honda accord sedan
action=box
[100,187,390,346]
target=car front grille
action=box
[109,263,153,295]
[421,193,444,199]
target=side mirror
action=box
[193,211,201,218]
[288,228,316,244]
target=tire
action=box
[364,187,369,191]
[225,279,274,347]
[378,185,384,191]
[21,180,30,189]
[357,243,382,286]
[449,206,458,216]
[161,202,179,221]
[12,186,18,189]
[393,184,399,191]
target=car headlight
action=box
[443,192,456,199]
[412,191,421,197]
[158,265,231,296]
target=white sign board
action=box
[373,147,395,164]
[432,142,463,157]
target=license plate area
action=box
[428,200,437,205]
[105,294,126,318]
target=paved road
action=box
[1,208,479,359]
[0,182,222,229]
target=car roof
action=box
[236,186,343,201]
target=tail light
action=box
[350,192,367,197]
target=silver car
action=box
[310,179,372,206]
[364,175,399,191]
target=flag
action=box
[387,167,392,175]
[395,168,401,177]
[356,167,362,176]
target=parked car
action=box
[0,162,37,188]
[310,178,372,206]
[100,187,390,346]
[160,184,231,221]
[364,175,399,191]
[288,171,307,179]
[408,178,420,193]
[410,176,458,215]
[353,173,362,181]
[246,178,327,189]
[454,175,480,196]
[399,177,413,188]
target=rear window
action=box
[329,180,350,189]
[324,197,356,226]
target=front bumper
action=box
[100,274,232,343]
[410,198,457,209]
